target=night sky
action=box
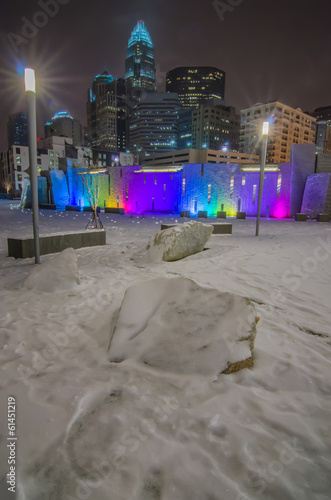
[0,0,330,151]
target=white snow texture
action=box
[146,221,213,261]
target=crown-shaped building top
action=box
[125,20,156,93]
[128,20,153,48]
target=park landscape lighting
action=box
[25,67,40,264]
[24,68,36,92]
[256,121,270,237]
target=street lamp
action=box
[25,68,40,264]
[255,121,269,237]
[222,145,228,163]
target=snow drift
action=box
[22,247,80,293]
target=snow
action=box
[109,276,257,378]
[0,200,330,500]
[22,247,79,293]
[145,221,213,261]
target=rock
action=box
[146,221,213,262]
[22,248,79,293]
[109,276,259,379]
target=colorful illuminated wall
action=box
[59,144,317,218]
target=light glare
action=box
[262,121,270,136]
[24,68,36,93]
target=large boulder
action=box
[22,248,79,293]
[147,221,213,262]
[109,277,258,379]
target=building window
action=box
[154,174,157,185]
[16,147,20,154]
[16,156,21,164]
[230,172,234,198]
[182,173,186,196]
[120,167,123,178]
[277,173,282,198]
[144,174,146,184]
[37,159,41,165]
[201,164,204,176]
[242,173,246,186]
[126,184,128,201]
[253,184,257,204]
[208,184,211,203]
[163,184,166,202]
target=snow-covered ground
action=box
[0,200,330,500]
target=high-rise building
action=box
[178,110,193,150]
[45,111,82,146]
[125,20,156,99]
[166,67,225,109]
[7,111,28,149]
[191,103,240,151]
[129,93,180,157]
[311,106,331,154]
[240,101,316,163]
[86,71,128,152]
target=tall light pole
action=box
[25,68,40,264]
[255,121,269,237]
[222,145,228,163]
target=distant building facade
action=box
[311,106,331,154]
[125,20,156,101]
[129,92,180,157]
[142,148,259,168]
[166,66,225,109]
[87,71,128,152]
[45,111,82,146]
[191,103,240,151]
[7,111,28,149]
[240,101,316,163]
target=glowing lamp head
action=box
[24,68,35,92]
[262,121,270,136]
[222,146,228,152]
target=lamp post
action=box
[255,121,269,237]
[25,68,40,264]
[222,145,228,163]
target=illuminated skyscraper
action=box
[125,20,156,96]
[45,111,82,146]
[86,70,127,151]
[166,67,225,109]
[7,111,28,149]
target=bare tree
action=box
[1,174,12,194]
[79,165,106,229]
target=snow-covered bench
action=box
[7,230,106,259]
[160,223,232,234]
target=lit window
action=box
[230,173,234,198]
[277,173,282,198]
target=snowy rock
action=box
[22,247,79,293]
[146,221,213,262]
[109,276,258,378]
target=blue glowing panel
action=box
[50,170,70,208]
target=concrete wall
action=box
[290,144,316,216]
[301,173,331,217]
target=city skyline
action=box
[0,0,329,152]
